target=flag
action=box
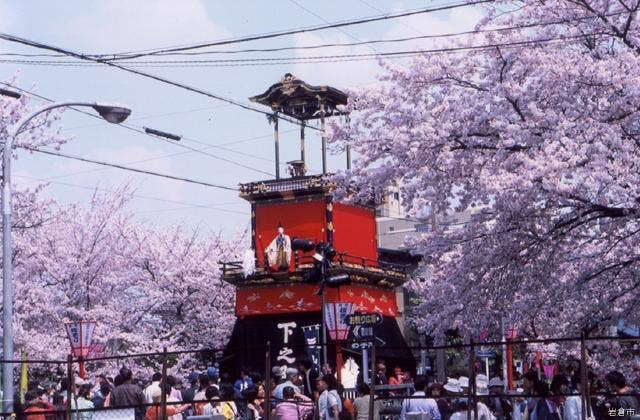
[19,348,28,404]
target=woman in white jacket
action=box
[564,375,594,420]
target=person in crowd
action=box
[51,393,66,420]
[164,376,183,403]
[530,380,561,420]
[322,363,334,376]
[247,378,265,419]
[353,383,379,420]
[474,375,497,420]
[70,384,95,420]
[389,367,405,386]
[202,386,221,417]
[401,375,441,420]
[403,371,414,384]
[143,373,162,405]
[242,387,261,420]
[449,399,472,420]
[194,373,212,415]
[274,368,301,401]
[206,367,221,392]
[606,371,639,420]
[428,383,449,420]
[113,374,124,388]
[111,367,145,420]
[273,386,313,420]
[549,374,568,416]
[375,361,388,386]
[317,375,341,420]
[23,390,50,420]
[519,371,540,420]
[443,377,463,418]
[219,383,240,420]
[564,374,594,420]
[336,383,354,420]
[91,382,111,408]
[182,372,200,402]
[58,379,70,404]
[486,376,511,420]
[271,366,285,387]
[298,359,319,398]
[144,384,189,420]
[234,368,254,395]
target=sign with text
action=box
[65,321,97,357]
[324,302,355,341]
[347,312,383,327]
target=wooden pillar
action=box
[264,342,271,420]
[368,344,376,420]
[320,102,327,174]
[273,113,280,179]
[345,115,351,170]
[161,347,168,420]
[300,120,306,165]
[336,344,343,383]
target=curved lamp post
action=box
[0,93,131,413]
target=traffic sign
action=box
[477,348,494,358]
[353,325,374,339]
[350,341,374,350]
[347,312,383,326]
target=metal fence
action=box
[1,334,639,420]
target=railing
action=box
[221,251,411,283]
[239,174,332,197]
[3,336,640,420]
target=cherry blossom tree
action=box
[331,0,640,344]
[1,86,240,364]
[10,188,240,362]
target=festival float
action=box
[221,74,414,383]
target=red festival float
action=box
[222,75,413,381]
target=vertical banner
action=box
[19,349,28,404]
[324,302,355,341]
[301,324,321,368]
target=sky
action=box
[0,0,483,237]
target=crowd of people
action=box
[10,358,640,420]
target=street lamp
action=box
[0,90,131,413]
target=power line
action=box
[97,0,493,60]
[0,10,626,59]
[14,174,247,215]
[40,129,295,182]
[12,144,238,191]
[0,33,607,67]
[0,33,322,132]
[0,81,279,175]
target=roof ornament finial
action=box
[282,73,296,84]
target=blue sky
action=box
[0,0,482,236]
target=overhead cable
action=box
[0,32,321,131]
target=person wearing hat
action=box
[474,376,497,420]
[274,368,301,401]
[444,378,463,394]
[234,368,254,396]
[487,377,512,420]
